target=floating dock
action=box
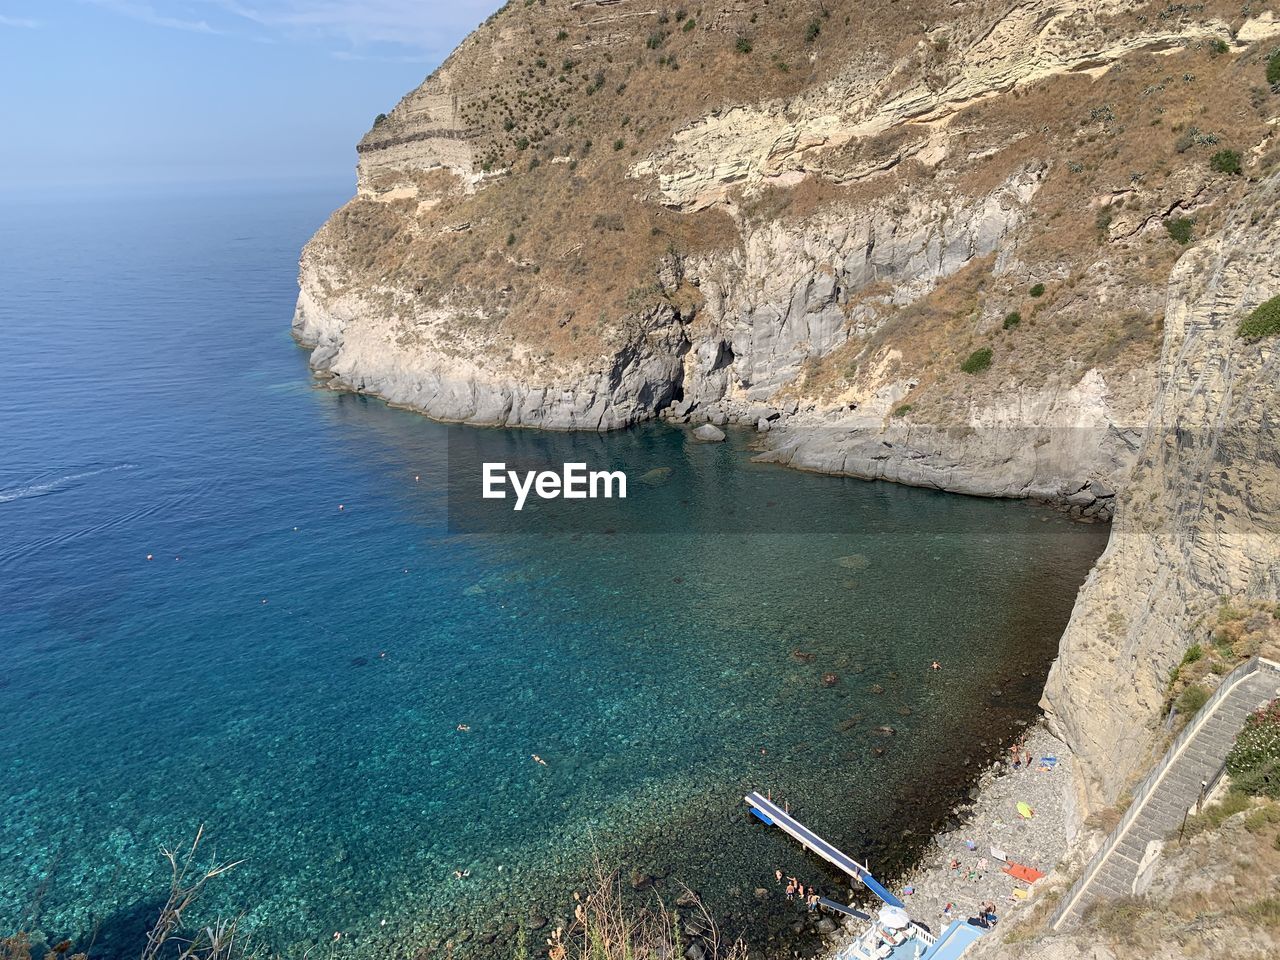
[744,791,906,909]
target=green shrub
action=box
[1267,50,1280,87]
[805,20,821,42]
[683,18,696,32]
[1227,699,1280,797]
[1237,295,1280,340]
[1165,217,1195,245]
[506,232,517,247]
[960,347,994,374]
[373,112,388,127]
[1210,149,1243,175]
[1180,643,1204,666]
[1003,311,1022,330]
[735,37,753,54]
[1175,683,1210,716]
[1029,283,1045,298]
[556,29,568,41]
[613,138,625,151]
[891,404,913,417]
[1210,38,1230,56]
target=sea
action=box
[0,185,1108,958]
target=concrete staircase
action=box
[1050,656,1280,929]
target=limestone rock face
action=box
[294,271,688,430]
[1041,173,1280,819]
[356,71,475,195]
[632,0,1242,212]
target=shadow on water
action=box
[72,897,164,960]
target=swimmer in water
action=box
[457,723,471,732]
[532,754,548,766]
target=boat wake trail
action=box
[0,463,137,504]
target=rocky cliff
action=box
[296,0,1280,815]
[1040,168,1280,818]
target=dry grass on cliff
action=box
[455,0,943,175]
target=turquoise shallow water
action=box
[0,187,1107,958]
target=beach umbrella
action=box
[878,904,910,929]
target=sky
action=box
[0,1,503,191]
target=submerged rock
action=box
[693,424,726,442]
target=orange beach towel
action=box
[1003,861,1046,884]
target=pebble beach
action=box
[823,724,1075,955]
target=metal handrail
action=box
[1049,656,1279,929]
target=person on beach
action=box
[931,661,941,671]
[786,881,796,901]
[808,893,820,913]
[797,882,806,900]
[775,868,783,885]
[1010,742,1022,768]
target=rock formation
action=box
[296,0,1280,819]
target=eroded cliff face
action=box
[297,0,1278,510]
[1041,170,1280,819]
[296,0,1280,809]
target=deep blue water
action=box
[0,188,1108,958]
